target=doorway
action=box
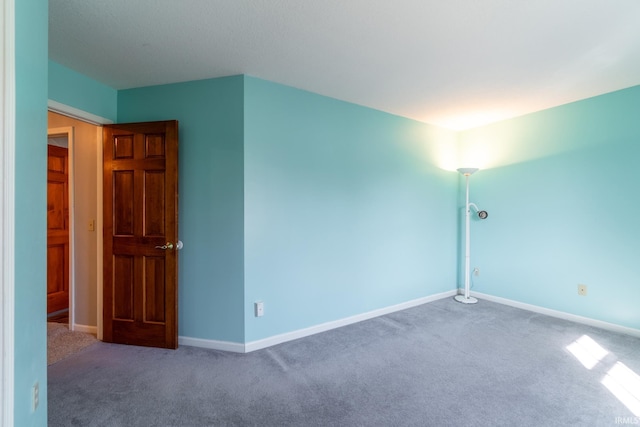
[46,108,180,348]
[47,112,103,336]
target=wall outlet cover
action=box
[255,301,264,317]
[578,284,588,296]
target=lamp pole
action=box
[455,168,479,304]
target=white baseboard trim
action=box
[73,324,97,335]
[473,292,640,338]
[173,290,640,353]
[245,290,457,353]
[179,289,457,354]
[179,336,246,353]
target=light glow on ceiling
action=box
[432,110,516,132]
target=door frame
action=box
[1,0,16,423]
[48,101,113,340]
[47,126,75,328]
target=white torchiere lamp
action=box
[455,168,488,304]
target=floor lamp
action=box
[455,168,487,304]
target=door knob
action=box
[155,242,174,250]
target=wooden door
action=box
[47,145,70,314]
[103,120,179,349]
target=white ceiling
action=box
[49,0,640,130]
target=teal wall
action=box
[115,75,458,344]
[459,85,640,329]
[48,60,117,121]
[15,0,48,425]
[243,77,458,341]
[47,58,640,351]
[117,77,246,342]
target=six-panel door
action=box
[103,121,179,349]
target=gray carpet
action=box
[48,298,640,426]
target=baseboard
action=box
[473,292,640,338]
[73,324,97,335]
[244,289,457,353]
[179,289,457,354]
[178,336,246,353]
[172,290,640,353]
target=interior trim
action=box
[1,0,16,423]
[47,100,114,126]
[179,290,457,354]
[473,292,640,338]
[72,324,98,335]
[178,336,245,353]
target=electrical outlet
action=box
[88,219,95,232]
[578,284,588,296]
[473,268,480,276]
[255,301,264,317]
[32,382,39,412]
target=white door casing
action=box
[1,0,16,424]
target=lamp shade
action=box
[457,168,479,176]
